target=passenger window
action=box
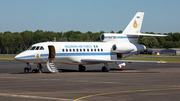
[39,46,44,50]
[80,49,82,52]
[62,49,64,52]
[69,49,71,52]
[66,49,68,52]
[76,49,78,52]
[94,49,96,52]
[98,49,100,52]
[36,46,40,50]
[73,49,75,52]
[101,49,103,52]
[83,49,85,52]
[30,46,36,50]
[91,49,93,52]
[87,49,89,52]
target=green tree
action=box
[110,30,114,33]
[0,33,4,53]
[20,30,33,50]
[117,30,123,33]
[14,32,23,53]
[0,30,180,54]
[138,36,159,48]
[172,32,180,42]
[155,37,165,48]
[2,32,12,53]
[138,36,148,47]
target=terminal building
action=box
[140,48,180,55]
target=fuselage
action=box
[14,41,145,65]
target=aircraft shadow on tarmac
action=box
[10,68,158,74]
[57,68,136,72]
[59,68,158,73]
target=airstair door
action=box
[48,45,55,61]
[47,45,59,73]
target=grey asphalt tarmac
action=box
[0,60,180,101]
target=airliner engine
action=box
[112,43,146,53]
[100,34,145,53]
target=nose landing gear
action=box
[31,63,43,73]
[37,63,43,73]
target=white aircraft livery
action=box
[15,12,167,73]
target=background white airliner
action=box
[15,12,167,73]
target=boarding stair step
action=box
[46,60,59,73]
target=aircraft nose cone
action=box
[14,51,36,63]
[14,54,21,60]
[14,51,28,61]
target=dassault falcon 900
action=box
[15,12,167,73]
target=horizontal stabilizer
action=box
[81,59,166,63]
[126,33,168,36]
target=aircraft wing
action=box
[81,59,166,63]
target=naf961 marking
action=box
[15,12,167,73]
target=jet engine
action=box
[112,43,146,53]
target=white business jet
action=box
[14,12,167,73]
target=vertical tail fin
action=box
[122,12,144,34]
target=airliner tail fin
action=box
[122,12,144,34]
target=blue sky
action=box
[0,0,180,33]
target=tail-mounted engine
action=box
[111,43,146,53]
[112,43,134,53]
[100,33,120,42]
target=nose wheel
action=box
[79,65,86,72]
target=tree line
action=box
[0,30,180,54]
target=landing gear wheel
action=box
[102,66,109,72]
[79,65,86,72]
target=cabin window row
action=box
[62,48,103,52]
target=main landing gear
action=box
[79,65,86,72]
[79,63,110,72]
[102,66,109,72]
[101,63,110,72]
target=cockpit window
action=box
[40,46,44,50]
[28,46,44,50]
[35,46,40,50]
[30,46,36,50]
[27,46,32,50]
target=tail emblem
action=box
[133,20,138,28]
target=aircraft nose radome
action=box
[14,51,29,60]
[14,55,20,60]
[14,52,26,60]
